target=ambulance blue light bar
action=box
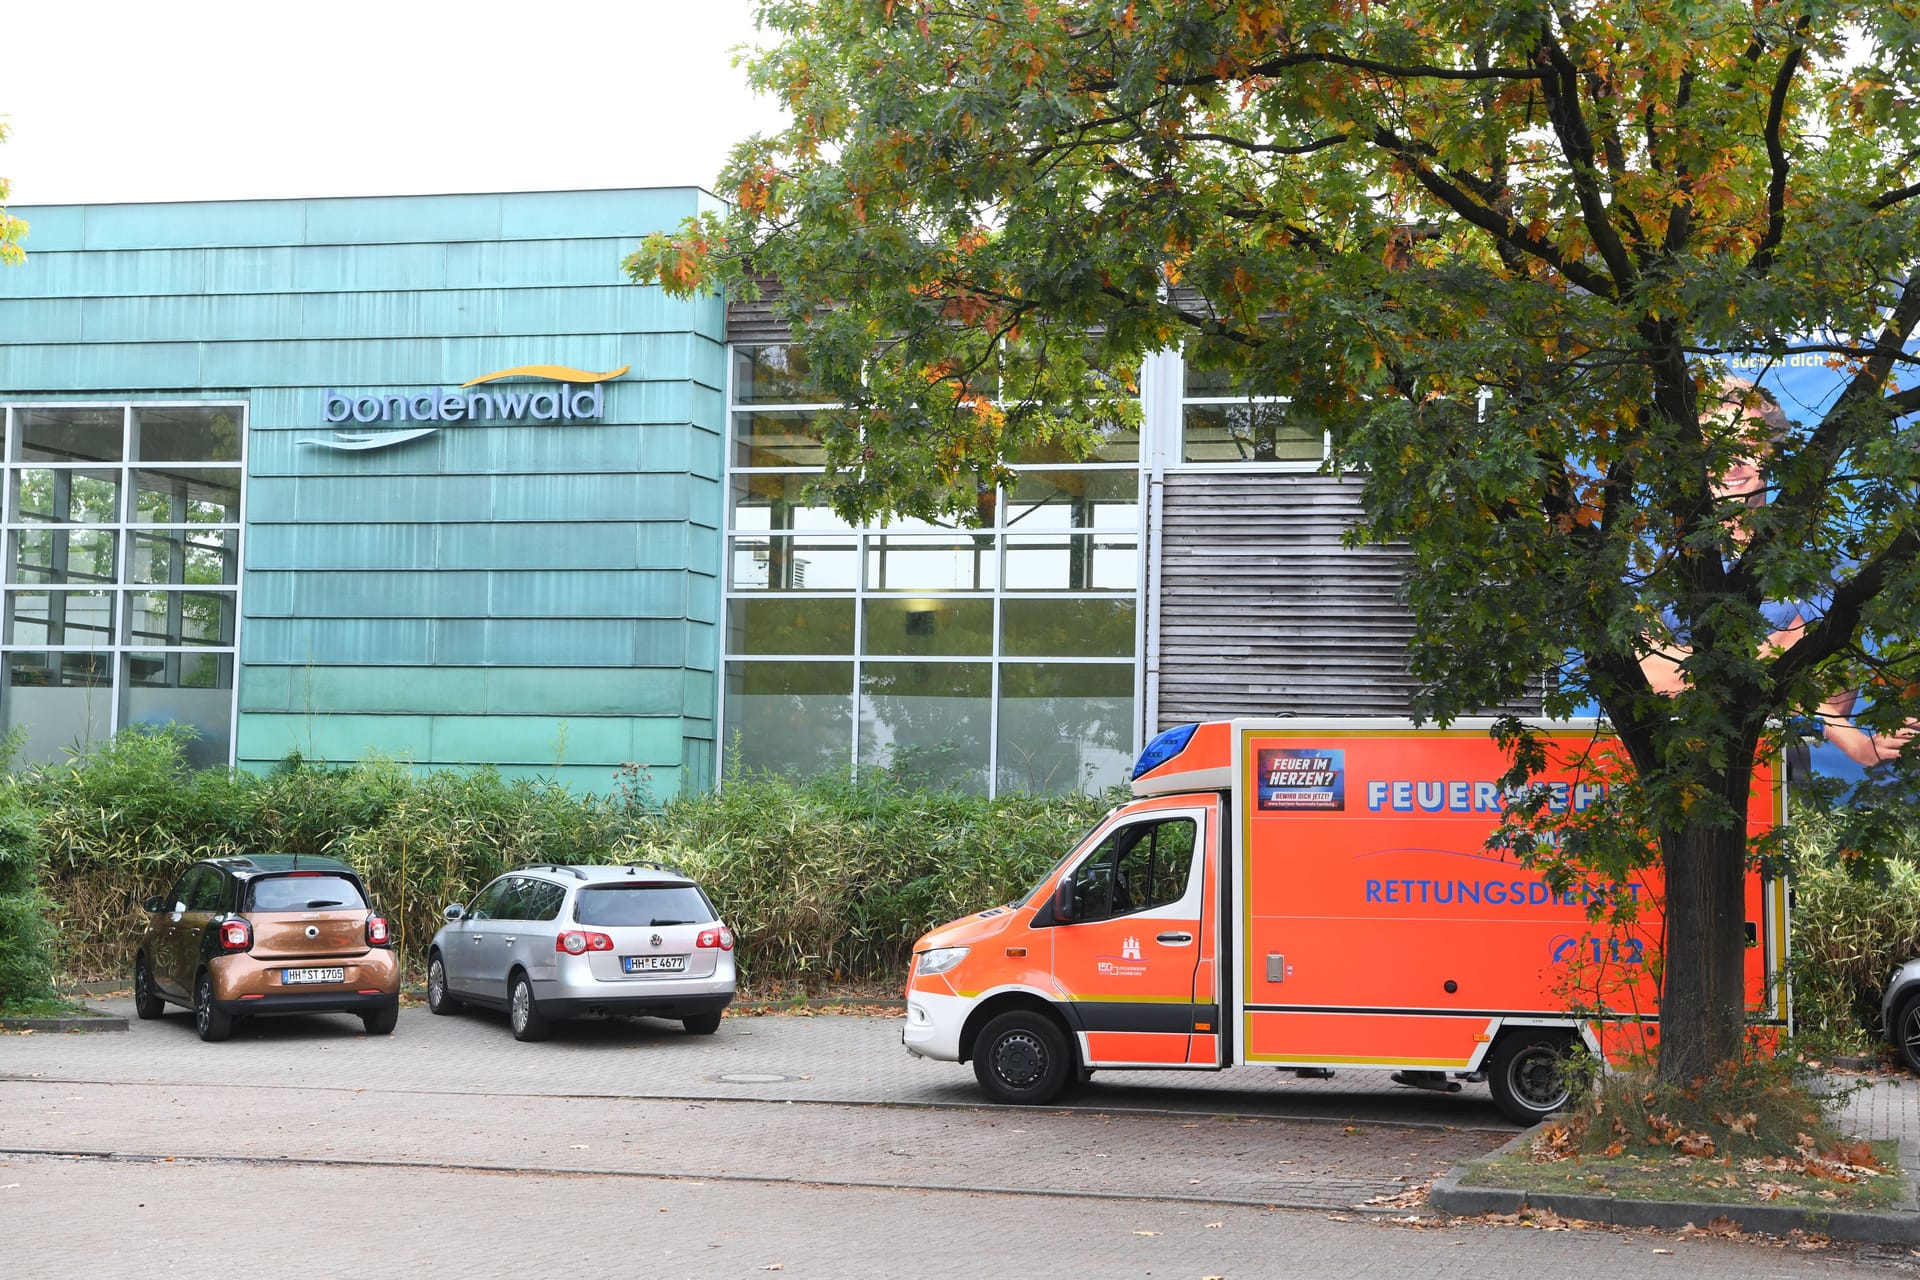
[1132,723,1199,780]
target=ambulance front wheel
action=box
[974,1010,1073,1105]
[1487,1030,1579,1126]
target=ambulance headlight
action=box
[915,946,969,976]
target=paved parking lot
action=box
[6,1001,1920,1277]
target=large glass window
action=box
[0,403,244,768]
[721,345,1142,796]
[858,660,993,793]
[723,660,856,779]
[1181,366,1327,464]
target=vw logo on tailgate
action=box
[650,933,663,948]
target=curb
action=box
[1430,1125,1920,1245]
[0,1006,129,1034]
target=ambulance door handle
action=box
[1156,932,1193,945]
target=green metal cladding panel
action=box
[238,666,692,717]
[0,189,730,795]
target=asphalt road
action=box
[4,999,1918,1277]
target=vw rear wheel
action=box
[509,972,550,1042]
[682,1011,722,1035]
[973,1010,1072,1105]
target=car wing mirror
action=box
[443,903,466,922]
[141,895,163,913]
[1053,877,1078,924]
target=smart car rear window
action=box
[574,884,715,927]
[247,874,367,912]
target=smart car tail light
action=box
[366,914,391,946]
[218,918,253,952]
[696,926,735,951]
[555,931,614,954]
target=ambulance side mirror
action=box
[1053,877,1078,924]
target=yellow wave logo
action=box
[304,365,628,451]
[461,364,630,388]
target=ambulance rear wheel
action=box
[1487,1030,1577,1125]
[974,1010,1072,1105]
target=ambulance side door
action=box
[1043,800,1215,1067]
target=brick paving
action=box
[4,1000,1919,1276]
[6,1154,1917,1279]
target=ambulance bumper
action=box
[902,990,966,1061]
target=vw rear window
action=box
[247,874,367,912]
[574,884,715,928]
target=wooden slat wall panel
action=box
[726,287,788,343]
[1155,473,1418,726]
[1153,472,1543,727]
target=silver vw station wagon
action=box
[426,863,736,1041]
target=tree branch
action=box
[1370,127,1620,299]
[1533,23,1639,289]
[1175,130,1353,156]
[1770,527,1920,688]
[1872,181,1920,212]
[1745,26,1808,277]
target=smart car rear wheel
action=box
[132,954,165,1020]
[973,1009,1072,1105]
[361,1005,399,1036]
[509,972,550,1042]
[194,970,232,1043]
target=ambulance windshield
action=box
[1016,810,1117,909]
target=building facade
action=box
[0,188,1423,798]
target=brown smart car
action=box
[132,854,400,1041]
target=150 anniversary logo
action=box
[301,364,628,452]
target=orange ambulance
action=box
[902,718,1787,1124]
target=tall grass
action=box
[21,726,1113,992]
[631,767,1111,987]
[1782,807,1920,1054]
[0,786,54,1010]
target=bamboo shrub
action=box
[22,727,1113,992]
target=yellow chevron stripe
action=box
[461,364,630,388]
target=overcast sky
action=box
[1,0,785,208]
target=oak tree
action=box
[628,0,1920,1081]
[0,118,25,266]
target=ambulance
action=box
[902,718,1787,1124]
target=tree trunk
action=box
[1655,813,1752,1082]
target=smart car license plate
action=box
[622,955,687,973]
[283,967,345,984]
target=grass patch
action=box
[1462,1137,1908,1212]
[0,994,99,1019]
[1461,1053,1911,1213]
